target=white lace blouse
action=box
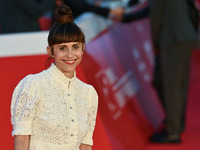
[11,63,98,150]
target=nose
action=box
[66,49,73,58]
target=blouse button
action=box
[71,134,74,136]
[67,93,70,96]
[70,106,72,109]
[72,119,74,122]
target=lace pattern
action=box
[11,64,98,149]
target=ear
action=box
[47,46,54,58]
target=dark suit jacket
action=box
[63,0,110,18]
[0,0,55,34]
[149,0,199,49]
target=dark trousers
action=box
[160,41,194,134]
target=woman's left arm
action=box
[81,85,98,146]
[79,143,92,150]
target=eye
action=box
[73,45,80,49]
[59,46,67,51]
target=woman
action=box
[11,4,98,150]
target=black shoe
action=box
[150,130,181,143]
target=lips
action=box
[64,60,76,64]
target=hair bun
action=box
[55,4,74,24]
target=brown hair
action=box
[46,4,85,67]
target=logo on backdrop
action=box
[95,68,139,120]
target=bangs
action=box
[48,23,85,46]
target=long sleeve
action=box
[64,0,110,18]
[11,75,40,136]
[81,85,98,145]
[122,6,149,22]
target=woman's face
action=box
[47,42,84,78]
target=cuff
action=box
[12,121,32,136]
[81,132,93,145]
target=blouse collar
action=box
[48,63,76,85]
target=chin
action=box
[66,68,76,72]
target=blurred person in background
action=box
[0,0,55,34]
[53,0,125,22]
[128,0,140,6]
[121,0,199,143]
[149,0,199,143]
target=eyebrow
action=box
[72,43,81,46]
[56,45,67,48]
[56,42,81,47]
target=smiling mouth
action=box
[64,60,76,64]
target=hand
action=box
[109,7,125,22]
[56,0,64,6]
[79,143,92,150]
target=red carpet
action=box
[145,50,200,150]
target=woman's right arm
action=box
[11,75,38,150]
[14,135,30,150]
